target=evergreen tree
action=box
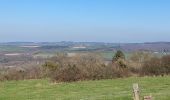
[112,50,125,62]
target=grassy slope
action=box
[0,77,170,100]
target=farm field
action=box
[0,76,170,100]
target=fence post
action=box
[133,83,140,100]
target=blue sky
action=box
[0,0,170,43]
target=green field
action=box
[0,77,170,100]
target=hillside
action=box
[0,76,170,100]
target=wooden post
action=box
[133,83,140,100]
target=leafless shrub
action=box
[141,55,170,76]
[141,57,163,76]
[161,55,170,74]
[0,62,43,81]
[43,53,130,82]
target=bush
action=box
[53,64,82,82]
[141,55,170,76]
[0,63,43,81]
[141,57,164,76]
[43,53,128,82]
[161,55,170,74]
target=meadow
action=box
[0,76,170,100]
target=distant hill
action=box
[0,42,170,53]
[120,42,170,52]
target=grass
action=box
[0,76,170,100]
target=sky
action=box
[0,0,170,43]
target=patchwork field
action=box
[0,76,170,100]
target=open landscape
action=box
[0,42,170,100]
[1,0,170,100]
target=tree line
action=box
[0,50,170,82]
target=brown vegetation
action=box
[1,51,170,82]
[42,53,130,82]
[141,55,170,76]
[0,62,43,81]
